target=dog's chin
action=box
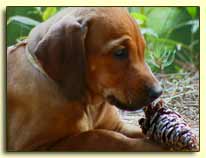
[106,95,146,111]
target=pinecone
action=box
[138,99,199,151]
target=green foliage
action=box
[42,7,58,21]
[130,12,147,25]
[7,15,40,26]
[130,7,199,73]
[6,7,61,46]
[7,7,199,74]
[186,7,197,19]
[145,36,177,72]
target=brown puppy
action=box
[7,7,164,151]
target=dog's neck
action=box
[85,90,106,107]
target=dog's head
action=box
[28,7,162,111]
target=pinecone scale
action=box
[139,100,199,151]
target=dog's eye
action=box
[113,48,128,60]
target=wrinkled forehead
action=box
[85,8,145,53]
[93,8,139,37]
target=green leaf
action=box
[186,7,197,19]
[148,53,161,68]
[7,15,40,26]
[167,19,199,36]
[189,20,199,33]
[16,36,28,42]
[141,28,158,37]
[130,12,147,24]
[42,7,57,21]
[162,50,176,68]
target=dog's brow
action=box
[103,36,131,54]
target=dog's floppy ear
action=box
[28,15,88,100]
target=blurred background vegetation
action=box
[6,7,199,74]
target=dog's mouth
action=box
[106,95,142,111]
[106,95,157,111]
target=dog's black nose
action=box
[149,84,162,100]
